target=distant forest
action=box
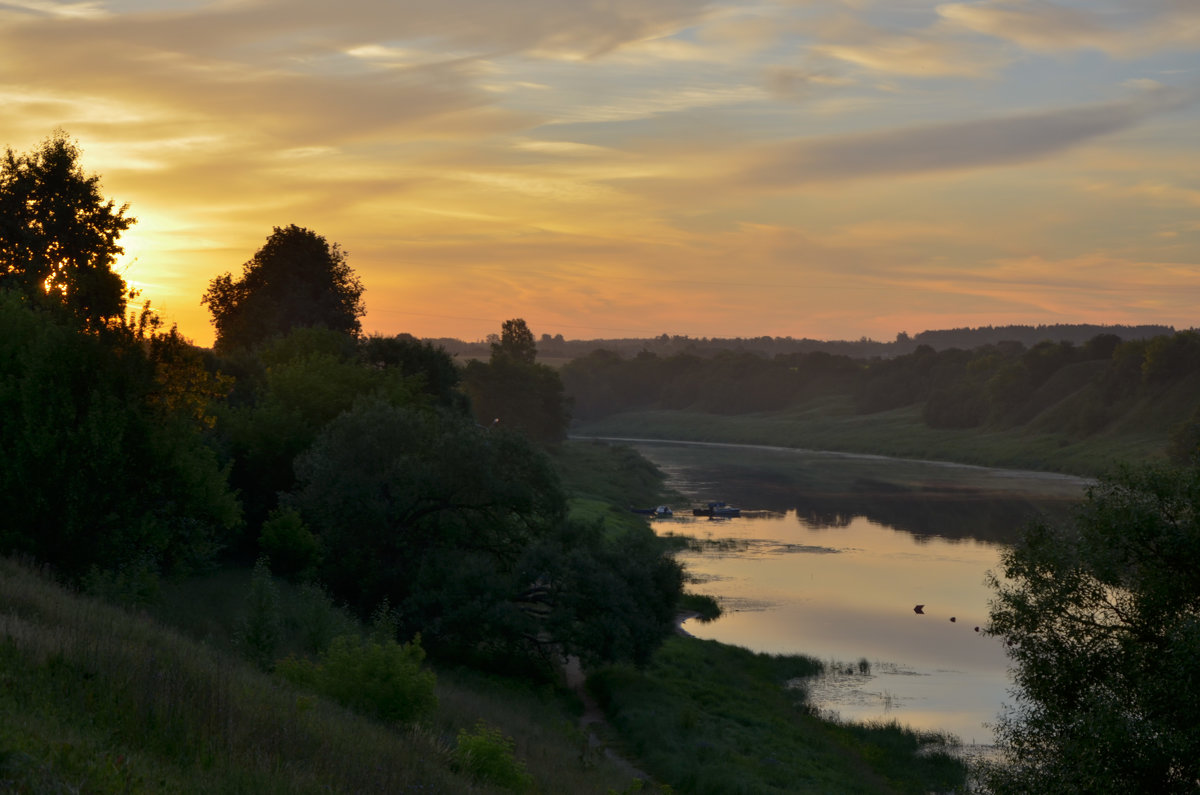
[432,323,1176,361]
[555,326,1200,461]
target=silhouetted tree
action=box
[492,318,537,364]
[202,225,364,353]
[981,464,1200,793]
[0,131,134,329]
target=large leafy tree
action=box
[287,399,682,668]
[202,225,365,353]
[288,400,566,660]
[0,131,134,329]
[981,464,1200,793]
[520,518,684,668]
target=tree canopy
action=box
[492,318,537,365]
[202,225,365,353]
[0,131,134,329]
[981,463,1200,793]
[463,319,571,445]
[0,292,240,584]
[287,400,567,658]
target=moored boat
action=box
[692,501,740,518]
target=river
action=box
[606,438,1091,746]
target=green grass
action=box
[0,557,478,794]
[552,439,681,508]
[0,557,642,794]
[572,398,1171,477]
[590,636,966,794]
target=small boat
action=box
[692,501,740,518]
[631,505,674,518]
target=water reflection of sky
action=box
[620,438,1091,746]
[669,512,1010,743]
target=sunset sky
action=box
[2,0,1198,347]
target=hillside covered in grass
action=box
[0,545,967,794]
[565,331,1200,475]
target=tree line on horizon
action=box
[433,322,1177,362]
[0,131,673,675]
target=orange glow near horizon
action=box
[4,1,1198,349]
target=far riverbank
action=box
[572,403,1169,477]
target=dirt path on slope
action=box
[562,655,651,784]
[561,612,702,784]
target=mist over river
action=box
[609,438,1091,745]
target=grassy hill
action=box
[563,331,1200,477]
[571,372,1200,477]
[0,438,970,793]
[0,555,638,794]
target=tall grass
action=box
[0,557,640,793]
[590,636,966,794]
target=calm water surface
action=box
[619,439,1090,745]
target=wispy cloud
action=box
[740,86,1195,186]
[1,0,1198,344]
[938,0,1200,57]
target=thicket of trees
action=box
[437,323,1174,363]
[461,318,571,445]
[0,133,678,673]
[0,132,238,590]
[981,464,1200,793]
[562,332,1200,443]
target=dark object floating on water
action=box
[693,501,741,518]
[913,604,925,615]
[950,617,956,622]
[631,505,673,518]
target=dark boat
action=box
[692,501,741,518]
[631,505,674,518]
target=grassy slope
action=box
[0,558,477,794]
[1,440,967,794]
[0,558,637,794]
[571,388,1178,477]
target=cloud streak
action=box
[938,0,1200,57]
[1,0,1197,345]
[741,87,1196,186]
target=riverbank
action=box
[572,403,1169,477]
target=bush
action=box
[289,581,358,655]
[236,557,281,670]
[451,720,533,792]
[259,507,322,579]
[277,633,437,724]
[678,592,721,623]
